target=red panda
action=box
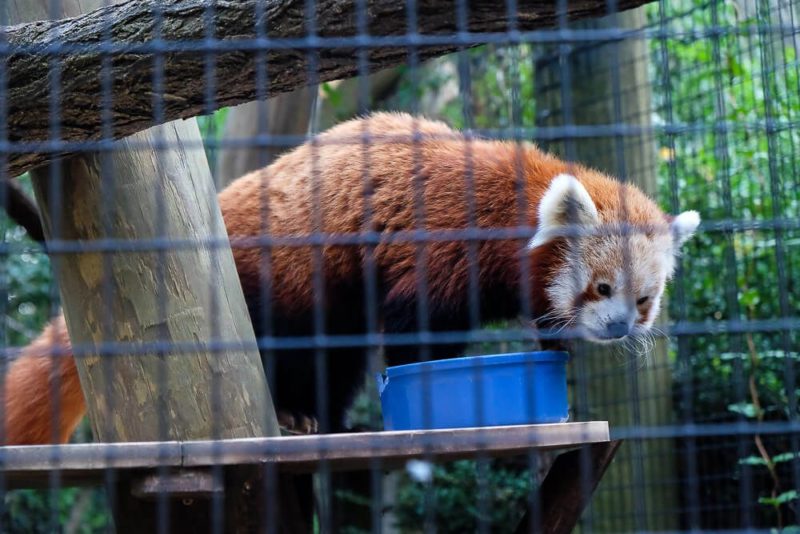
[1,112,699,444]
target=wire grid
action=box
[0,0,797,532]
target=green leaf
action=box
[321,82,343,108]
[759,490,799,507]
[738,455,767,466]
[740,287,761,309]
[727,402,760,418]
[738,452,800,468]
[771,452,800,464]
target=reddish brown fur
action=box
[221,113,665,318]
[636,299,654,325]
[3,316,84,444]
[2,112,671,444]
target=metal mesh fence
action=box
[0,0,798,532]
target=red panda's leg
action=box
[2,316,86,445]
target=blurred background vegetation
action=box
[2,0,799,531]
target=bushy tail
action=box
[2,315,86,444]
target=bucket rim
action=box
[385,351,569,378]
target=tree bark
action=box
[3,0,653,178]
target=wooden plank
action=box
[515,440,623,534]
[0,422,608,489]
[131,470,223,500]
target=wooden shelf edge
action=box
[0,421,609,489]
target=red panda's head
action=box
[528,174,700,344]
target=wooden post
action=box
[515,440,623,534]
[30,121,278,443]
[4,1,282,531]
[534,7,678,531]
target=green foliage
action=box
[382,45,536,129]
[392,460,532,533]
[1,174,55,347]
[196,107,231,173]
[649,0,800,527]
[321,82,345,111]
[760,490,799,507]
[675,351,800,423]
[344,373,384,432]
[740,452,800,467]
[650,1,800,332]
[2,488,109,533]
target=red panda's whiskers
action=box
[649,325,668,339]
[621,331,657,368]
[540,316,576,342]
[535,308,573,324]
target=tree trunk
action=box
[31,120,278,443]
[534,7,678,532]
[3,0,654,178]
[6,1,283,531]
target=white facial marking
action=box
[533,177,701,345]
[544,230,675,342]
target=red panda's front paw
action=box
[277,410,319,435]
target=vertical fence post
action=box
[535,6,678,531]
[4,1,282,531]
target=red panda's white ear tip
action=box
[670,210,701,246]
[527,174,599,250]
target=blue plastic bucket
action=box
[376,351,569,431]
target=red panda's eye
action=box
[637,296,649,305]
[597,283,612,297]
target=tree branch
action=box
[3,181,45,243]
[3,0,651,178]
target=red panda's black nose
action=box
[605,321,630,339]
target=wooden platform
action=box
[0,422,608,489]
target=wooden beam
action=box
[2,0,655,178]
[0,421,610,488]
[515,440,623,534]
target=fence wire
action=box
[0,0,798,532]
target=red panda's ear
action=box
[528,174,599,250]
[669,210,701,248]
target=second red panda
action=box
[2,112,699,443]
